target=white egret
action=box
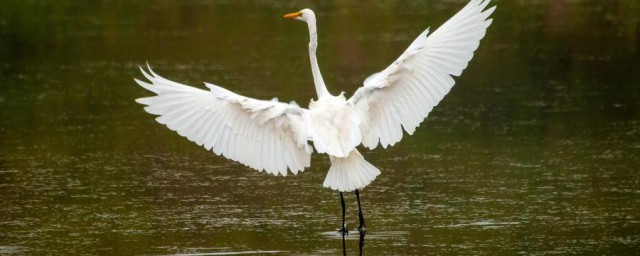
[135,0,495,233]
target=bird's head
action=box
[282,8,315,23]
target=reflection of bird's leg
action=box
[339,192,348,233]
[341,229,347,256]
[355,189,366,231]
[358,227,366,256]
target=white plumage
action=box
[135,0,495,192]
[136,68,312,176]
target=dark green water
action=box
[1,1,639,255]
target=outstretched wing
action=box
[135,67,312,176]
[348,0,495,149]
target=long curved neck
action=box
[306,19,331,99]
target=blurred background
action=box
[1,0,639,255]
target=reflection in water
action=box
[342,231,346,256]
[341,230,366,256]
[165,251,283,256]
[358,230,365,256]
[328,229,411,255]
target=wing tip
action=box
[139,64,154,82]
[135,97,152,105]
[134,78,159,93]
[483,5,497,18]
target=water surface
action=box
[1,1,639,255]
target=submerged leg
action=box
[355,189,366,231]
[341,229,347,256]
[358,227,366,256]
[339,192,348,233]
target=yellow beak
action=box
[282,12,302,19]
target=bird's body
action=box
[308,94,359,158]
[136,0,495,232]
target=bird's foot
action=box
[357,223,367,233]
[337,226,349,234]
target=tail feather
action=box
[323,150,381,192]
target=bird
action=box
[135,0,495,233]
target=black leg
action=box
[358,227,366,256]
[339,192,348,233]
[341,228,347,256]
[355,189,366,231]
